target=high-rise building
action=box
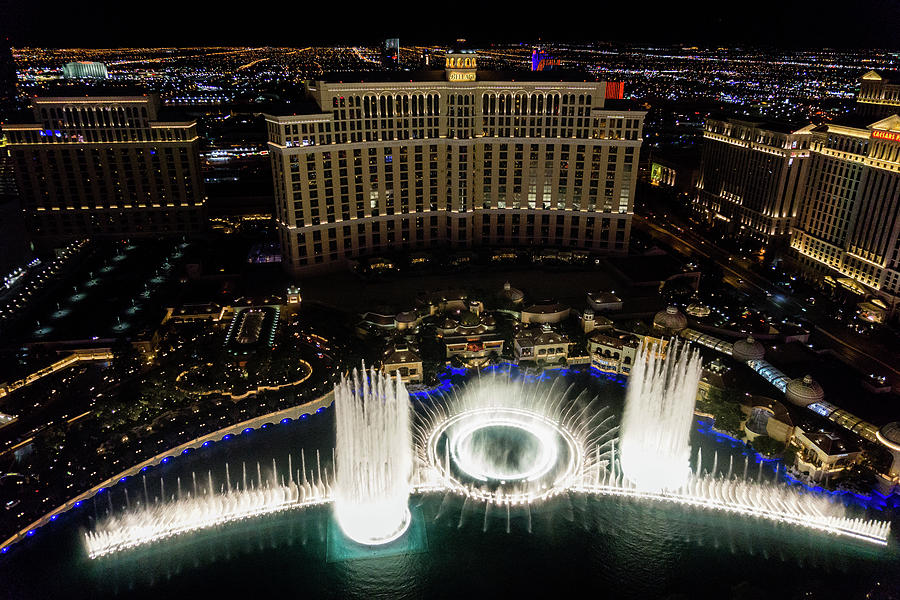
[0,136,15,202]
[790,115,900,302]
[0,38,20,204]
[694,108,900,305]
[0,37,16,123]
[61,61,108,80]
[857,70,900,120]
[693,118,812,247]
[4,92,206,246]
[265,57,645,276]
[382,39,400,70]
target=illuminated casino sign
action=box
[871,129,900,142]
[445,53,477,82]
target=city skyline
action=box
[2,0,900,48]
[2,21,900,600]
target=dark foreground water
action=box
[2,370,899,600]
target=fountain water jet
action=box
[333,365,412,545]
[79,368,893,559]
[619,339,703,492]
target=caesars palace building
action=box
[265,54,645,275]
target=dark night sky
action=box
[1,0,899,48]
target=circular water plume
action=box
[416,372,618,503]
[453,422,552,483]
[451,415,559,483]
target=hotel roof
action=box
[313,69,601,84]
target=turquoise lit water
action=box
[2,368,898,599]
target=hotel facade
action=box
[265,57,645,276]
[694,74,900,305]
[857,70,900,120]
[4,93,206,245]
[790,115,900,301]
[693,118,812,247]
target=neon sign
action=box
[871,129,900,142]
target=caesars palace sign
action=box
[871,129,900,143]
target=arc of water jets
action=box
[84,354,892,559]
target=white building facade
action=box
[265,59,645,276]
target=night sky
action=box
[1,0,899,48]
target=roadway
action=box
[633,214,900,385]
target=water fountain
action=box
[416,372,611,504]
[84,459,330,559]
[112,316,130,333]
[77,363,892,560]
[619,339,702,492]
[52,301,70,319]
[333,365,412,545]
[33,319,52,337]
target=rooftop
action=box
[522,300,570,314]
[28,84,154,99]
[799,427,860,456]
[706,113,804,134]
[312,68,601,85]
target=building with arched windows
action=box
[4,92,205,245]
[265,58,646,276]
[694,99,900,308]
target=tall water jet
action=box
[620,339,703,492]
[333,365,412,545]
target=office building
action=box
[265,54,645,276]
[61,61,108,79]
[693,117,812,248]
[4,92,206,245]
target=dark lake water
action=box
[2,368,898,600]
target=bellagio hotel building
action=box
[265,55,645,275]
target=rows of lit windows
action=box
[277,140,637,228]
[284,211,630,268]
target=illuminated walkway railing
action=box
[0,350,114,400]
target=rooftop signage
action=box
[871,129,900,142]
[445,53,477,82]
